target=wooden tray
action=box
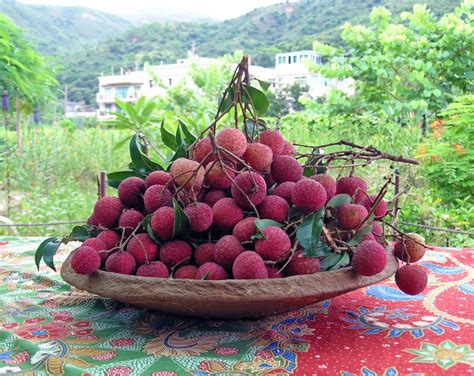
[60,251,398,319]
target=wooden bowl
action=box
[61,251,398,319]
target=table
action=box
[0,237,472,375]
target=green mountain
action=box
[0,0,130,56]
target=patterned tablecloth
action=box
[0,237,472,376]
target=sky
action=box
[18,0,287,20]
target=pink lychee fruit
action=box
[231,171,267,209]
[291,178,327,214]
[242,142,273,172]
[266,265,285,278]
[82,237,107,252]
[205,162,235,190]
[214,235,245,269]
[160,240,192,268]
[170,158,205,190]
[126,233,159,266]
[395,264,428,295]
[143,184,172,214]
[204,190,227,208]
[212,198,244,231]
[194,242,216,266]
[136,261,169,278]
[150,206,174,241]
[359,194,388,219]
[286,252,321,276]
[272,181,296,205]
[193,137,216,165]
[281,141,295,156]
[257,130,285,156]
[232,217,257,242]
[145,171,173,189]
[118,177,145,208]
[118,209,144,236]
[336,176,367,201]
[71,246,101,275]
[372,221,384,241]
[184,202,213,232]
[337,203,369,230]
[174,265,198,279]
[232,251,268,279]
[94,196,123,228]
[352,241,387,276]
[87,213,98,226]
[257,195,289,223]
[97,230,121,250]
[255,226,291,261]
[105,250,136,275]
[215,128,247,158]
[394,233,426,263]
[310,174,336,201]
[196,262,229,280]
[271,155,303,183]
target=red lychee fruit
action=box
[174,265,198,279]
[232,251,268,279]
[281,141,295,156]
[271,155,303,184]
[257,195,289,223]
[359,194,388,219]
[170,158,205,190]
[336,176,367,201]
[184,202,213,232]
[136,261,169,278]
[205,162,235,190]
[214,235,245,269]
[216,128,247,158]
[87,213,98,226]
[82,237,107,252]
[204,190,227,208]
[196,262,228,280]
[150,206,174,241]
[372,221,384,241]
[266,265,285,278]
[118,177,145,208]
[243,142,273,172]
[118,209,144,236]
[337,203,369,230]
[126,233,159,266]
[362,232,376,241]
[212,198,244,231]
[394,233,427,263]
[159,240,192,268]
[94,196,123,228]
[145,171,173,189]
[352,240,387,276]
[286,252,321,276]
[194,242,215,266]
[97,230,121,249]
[255,226,291,261]
[143,184,172,214]
[292,178,327,214]
[105,250,136,275]
[272,181,296,205]
[257,130,285,156]
[71,246,101,275]
[193,137,216,165]
[231,171,267,209]
[232,217,257,242]
[310,174,336,202]
[395,264,428,295]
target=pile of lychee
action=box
[70,127,428,295]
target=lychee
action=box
[82,237,107,252]
[291,178,327,214]
[170,158,205,190]
[205,162,235,190]
[231,171,267,209]
[145,171,173,189]
[336,176,367,201]
[94,196,123,228]
[372,221,384,241]
[174,265,198,279]
[281,141,295,156]
[97,230,121,249]
[87,213,98,226]
[184,202,213,232]
[242,142,273,171]
[105,250,136,275]
[150,206,174,241]
[232,217,257,242]
[214,235,245,269]
[136,261,169,278]
[143,184,173,214]
[159,240,192,268]
[257,130,285,156]
[193,137,216,165]
[337,203,368,230]
[126,233,159,266]
[118,177,146,208]
[212,198,244,231]
[359,194,388,219]
[310,174,336,201]
[257,195,289,223]
[204,190,227,207]
[271,155,303,183]
[272,181,296,204]
[194,242,215,266]
[216,128,247,157]
[394,233,427,263]
[232,251,268,279]
[196,262,228,280]
[395,264,428,295]
[255,226,291,261]
[352,241,387,276]
[71,246,101,275]
[286,252,321,276]
[118,209,144,236]
[266,265,285,278]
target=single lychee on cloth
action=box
[395,264,428,295]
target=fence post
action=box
[422,114,427,136]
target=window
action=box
[149,80,154,88]
[292,55,297,63]
[105,87,113,98]
[295,76,307,86]
[168,78,172,86]
[115,86,128,99]
[105,104,113,114]
[288,56,291,64]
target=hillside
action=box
[0,0,130,56]
[59,0,459,104]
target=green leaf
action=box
[220,86,235,114]
[113,135,132,151]
[386,199,396,212]
[327,194,352,208]
[175,124,183,146]
[349,223,373,245]
[167,143,188,168]
[329,252,350,270]
[160,122,177,150]
[42,238,62,272]
[320,253,347,271]
[129,134,164,173]
[255,219,283,233]
[288,207,304,221]
[143,215,162,244]
[107,170,144,188]
[172,198,191,239]
[35,237,57,271]
[257,79,270,92]
[303,167,314,177]
[70,226,90,241]
[296,208,324,257]
[243,85,269,116]
[178,119,197,144]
